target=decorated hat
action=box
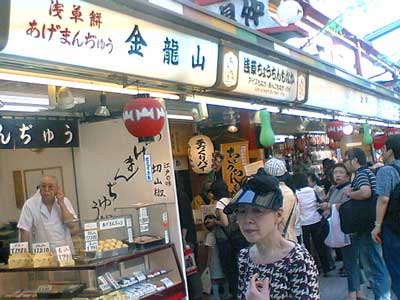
[223,171,283,214]
[264,158,287,177]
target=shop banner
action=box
[0,118,79,149]
[221,141,249,193]
[0,0,218,88]
[217,48,307,102]
[307,75,400,121]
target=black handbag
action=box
[339,170,376,234]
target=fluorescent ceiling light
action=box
[367,120,390,127]
[167,114,193,120]
[389,124,400,128]
[186,95,280,113]
[281,109,333,119]
[0,105,48,112]
[336,116,366,124]
[0,94,49,105]
[0,72,179,100]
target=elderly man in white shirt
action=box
[18,175,77,253]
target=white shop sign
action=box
[234,51,299,101]
[0,0,218,88]
[307,75,400,121]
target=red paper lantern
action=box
[373,135,387,150]
[122,94,166,142]
[385,127,399,136]
[327,121,344,141]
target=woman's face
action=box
[236,205,281,244]
[333,166,350,185]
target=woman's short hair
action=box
[292,173,308,190]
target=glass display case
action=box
[0,243,185,300]
[114,203,170,250]
[73,215,134,261]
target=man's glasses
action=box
[39,184,56,191]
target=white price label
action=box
[55,246,72,262]
[134,272,147,282]
[37,285,52,293]
[128,228,133,243]
[105,272,120,290]
[84,229,98,242]
[126,217,132,227]
[162,212,168,223]
[84,222,97,230]
[139,207,148,218]
[99,218,125,230]
[139,216,149,225]
[160,277,174,288]
[140,223,149,233]
[32,242,51,254]
[10,242,29,255]
[97,276,111,292]
[85,241,98,252]
[164,230,169,244]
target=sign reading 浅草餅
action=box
[0,0,218,88]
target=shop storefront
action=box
[0,1,399,299]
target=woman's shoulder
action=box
[288,243,318,271]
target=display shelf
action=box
[0,244,172,273]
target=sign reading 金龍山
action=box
[0,0,218,88]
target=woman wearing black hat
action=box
[223,171,319,300]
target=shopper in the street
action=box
[372,135,400,298]
[223,171,319,300]
[320,163,365,300]
[292,173,335,276]
[264,158,298,241]
[344,148,391,300]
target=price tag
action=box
[127,228,133,243]
[55,246,73,262]
[140,224,149,233]
[85,241,98,252]
[97,275,112,292]
[37,285,52,293]
[84,222,97,230]
[164,230,169,244]
[160,277,174,288]
[134,272,147,282]
[139,207,148,218]
[84,229,98,242]
[32,242,51,254]
[105,272,120,290]
[99,218,125,230]
[10,242,29,255]
[126,217,132,227]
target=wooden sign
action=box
[221,141,249,193]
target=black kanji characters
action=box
[126,25,147,57]
[192,45,205,70]
[163,37,179,65]
[241,0,265,27]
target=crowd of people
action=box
[177,134,400,300]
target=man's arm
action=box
[20,229,30,243]
[349,185,371,200]
[56,190,76,229]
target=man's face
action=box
[382,146,394,164]
[39,177,58,203]
[344,155,355,173]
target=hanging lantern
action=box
[277,0,304,24]
[385,127,399,136]
[122,94,166,142]
[363,124,373,145]
[188,135,214,174]
[259,110,275,147]
[326,121,344,141]
[373,135,387,150]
